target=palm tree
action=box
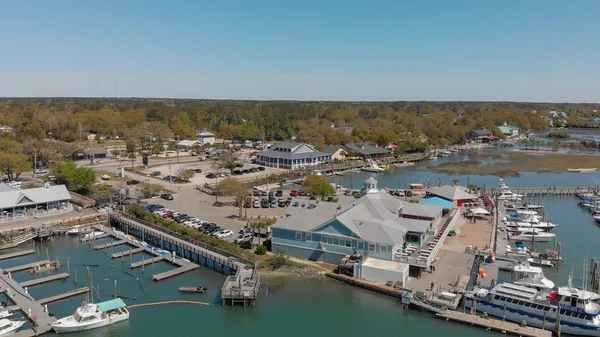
[251,221,268,247]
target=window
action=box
[321,236,327,243]
[296,232,302,241]
[358,242,364,250]
[381,245,388,254]
[333,238,339,246]
[369,244,375,252]
[306,233,312,242]
[327,237,333,244]
[345,240,351,247]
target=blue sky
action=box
[0,0,598,102]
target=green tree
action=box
[111,149,121,158]
[250,221,269,246]
[0,153,30,180]
[212,152,243,174]
[126,139,137,154]
[56,161,96,192]
[218,177,249,219]
[175,168,194,181]
[151,143,164,156]
[128,152,136,169]
[302,175,335,198]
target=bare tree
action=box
[212,151,243,174]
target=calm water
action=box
[3,155,600,337]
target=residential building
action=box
[0,182,72,221]
[86,133,97,141]
[426,185,477,207]
[498,121,519,137]
[466,128,494,142]
[343,142,391,158]
[177,140,201,152]
[197,131,216,145]
[271,178,443,264]
[0,126,13,134]
[321,145,348,161]
[257,142,331,169]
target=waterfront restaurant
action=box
[271,178,441,264]
[426,185,478,207]
[0,182,72,221]
[257,142,331,169]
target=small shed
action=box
[353,257,409,287]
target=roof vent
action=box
[359,222,364,226]
[301,203,306,208]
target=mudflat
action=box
[427,150,600,177]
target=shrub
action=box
[255,245,267,255]
[240,240,252,250]
[267,254,287,269]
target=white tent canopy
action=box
[469,207,490,215]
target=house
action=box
[321,145,348,161]
[0,126,13,134]
[271,178,442,264]
[257,142,331,169]
[0,182,72,220]
[426,185,478,207]
[177,140,201,152]
[466,128,494,142]
[86,133,97,141]
[197,131,216,145]
[343,142,391,158]
[498,122,519,137]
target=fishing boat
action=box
[334,172,345,176]
[464,278,600,336]
[508,228,556,242]
[66,225,83,236]
[0,319,24,335]
[51,298,129,333]
[179,285,207,293]
[512,264,555,290]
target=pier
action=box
[111,247,145,258]
[20,272,69,287]
[94,239,128,250]
[80,233,110,242]
[325,272,405,298]
[436,310,551,337]
[38,287,90,304]
[153,265,200,281]
[130,256,164,269]
[0,249,34,260]
[4,260,51,273]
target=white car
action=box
[234,233,253,244]
[34,168,48,174]
[216,230,233,239]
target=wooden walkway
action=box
[111,247,144,258]
[4,260,50,273]
[153,265,199,281]
[94,239,128,250]
[38,287,90,304]
[436,310,552,337]
[20,272,69,287]
[325,272,405,297]
[0,249,34,260]
[130,256,164,269]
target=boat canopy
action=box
[97,298,127,312]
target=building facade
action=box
[343,142,391,158]
[322,146,348,161]
[466,128,494,142]
[197,132,216,145]
[257,142,331,169]
[498,122,519,137]
[177,140,201,152]
[0,183,72,222]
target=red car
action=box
[290,190,298,197]
[162,212,174,218]
[252,190,261,196]
[244,202,252,208]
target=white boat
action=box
[52,299,129,333]
[593,210,600,223]
[512,264,555,290]
[509,228,556,242]
[504,202,544,212]
[506,221,557,232]
[66,225,82,236]
[361,159,384,173]
[464,281,600,336]
[0,311,12,320]
[505,244,531,256]
[429,156,438,160]
[80,231,105,241]
[0,319,24,335]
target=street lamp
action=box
[215,176,219,203]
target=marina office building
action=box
[257,142,332,169]
[271,178,444,265]
[0,182,72,221]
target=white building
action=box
[177,140,201,152]
[0,182,72,221]
[197,131,216,145]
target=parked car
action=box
[257,166,265,171]
[215,229,234,239]
[275,190,283,197]
[193,169,202,173]
[34,168,48,174]
[145,204,164,211]
[233,170,243,175]
[149,171,161,176]
[205,173,215,179]
[298,190,306,196]
[260,191,267,196]
[126,180,140,185]
[234,233,253,244]
[252,190,261,196]
[261,199,270,208]
[278,199,287,207]
[244,202,252,208]
[290,190,299,197]
[270,200,278,208]
[163,175,174,180]
[253,201,261,208]
[161,193,174,200]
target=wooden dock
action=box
[130,256,164,269]
[80,233,110,242]
[4,260,51,273]
[20,272,69,287]
[325,272,405,298]
[38,287,90,305]
[436,310,552,337]
[0,249,34,260]
[153,265,200,281]
[94,239,128,250]
[111,247,144,258]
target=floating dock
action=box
[20,272,69,287]
[80,233,110,242]
[4,260,51,273]
[0,249,34,260]
[153,265,200,281]
[130,256,164,269]
[94,239,128,250]
[436,310,552,337]
[38,287,90,305]
[111,247,144,258]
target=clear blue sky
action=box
[0,0,598,102]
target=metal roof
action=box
[343,142,391,156]
[97,298,127,312]
[259,142,330,160]
[0,183,16,192]
[321,145,346,155]
[178,140,200,147]
[86,147,107,155]
[0,184,71,209]
[470,129,493,136]
[197,132,215,137]
[429,185,477,201]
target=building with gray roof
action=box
[343,142,391,157]
[257,142,331,169]
[271,178,444,264]
[0,182,72,221]
[427,185,478,206]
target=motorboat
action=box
[506,220,557,232]
[66,225,82,236]
[512,264,555,290]
[361,159,384,173]
[504,202,544,212]
[429,156,438,160]
[51,299,129,333]
[464,280,600,336]
[593,210,600,223]
[80,231,105,241]
[505,244,531,256]
[527,257,555,268]
[0,319,24,335]
[0,311,13,319]
[179,285,207,293]
[509,228,556,242]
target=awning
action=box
[470,207,490,215]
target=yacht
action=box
[361,159,384,173]
[66,225,82,236]
[508,228,556,242]
[0,319,24,335]
[593,210,600,223]
[464,280,600,336]
[506,221,557,232]
[80,231,105,241]
[52,299,129,333]
[504,202,544,212]
[497,179,523,200]
[0,311,12,320]
[512,264,555,290]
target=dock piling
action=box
[24,287,28,294]
[114,280,117,299]
[67,257,70,277]
[36,246,39,259]
[74,268,78,287]
[45,247,49,261]
[152,259,154,277]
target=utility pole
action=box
[33,150,37,178]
